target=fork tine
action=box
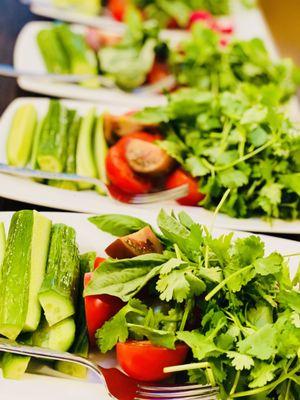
[134,395,218,400]
[131,184,189,204]
[138,384,212,392]
[136,387,219,399]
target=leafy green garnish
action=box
[90,210,300,399]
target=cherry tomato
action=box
[107,0,129,21]
[166,169,205,206]
[147,61,170,85]
[106,132,161,195]
[94,257,106,270]
[188,10,213,29]
[84,265,124,347]
[117,341,189,381]
[106,145,152,195]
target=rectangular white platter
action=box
[0,210,299,400]
[14,1,279,106]
[0,96,300,234]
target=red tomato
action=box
[94,257,106,270]
[106,145,152,195]
[117,341,189,381]
[84,270,124,347]
[188,10,213,28]
[166,169,205,206]
[106,132,161,195]
[147,61,170,85]
[107,0,129,21]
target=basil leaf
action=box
[88,214,149,236]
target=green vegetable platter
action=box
[0,96,299,233]
[29,0,255,31]
[14,3,299,108]
[0,209,299,400]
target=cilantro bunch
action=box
[86,210,300,399]
[171,24,299,103]
[136,86,300,220]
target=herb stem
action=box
[230,370,241,396]
[210,188,231,233]
[164,362,210,374]
[179,299,192,331]
[205,265,253,301]
[214,139,274,172]
[231,364,300,398]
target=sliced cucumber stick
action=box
[37,100,69,173]
[94,114,108,192]
[76,108,97,190]
[55,252,94,378]
[32,317,75,352]
[6,104,37,167]
[39,224,80,326]
[24,212,52,332]
[0,211,51,340]
[2,353,30,380]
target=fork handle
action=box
[0,339,103,381]
[0,163,108,194]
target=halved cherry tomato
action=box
[147,61,170,85]
[106,132,161,195]
[106,144,152,195]
[84,261,124,347]
[166,168,205,206]
[117,341,189,381]
[107,0,129,21]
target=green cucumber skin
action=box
[0,211,33,340]
[94,114,108,187]
[30,116,46,170]
[37,100,69,173]
[39,224,80,326]
[76,107,97,190]
[0,211,51,340]
[55,252,95,378]
[66,112,81,174]
[54,24,98,76]
[48,110,80,191]
[37,29,70,74]
[6,104,37,167]
[24,212,52,332]
[32,317,76,352]
[0,222,6,271]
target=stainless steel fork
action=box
[0,64,176,95]
[0,163,188,204]
[0,339,218,400]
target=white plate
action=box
[0,97,300,234]
[0,210,299,399]
[15,2,279,106]
[13,21,169,108]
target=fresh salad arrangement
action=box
[1,208,299,400]
[37,16,170,91]
[6,85,300,220]
[36,14,300,100]
[53,0,255,28]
